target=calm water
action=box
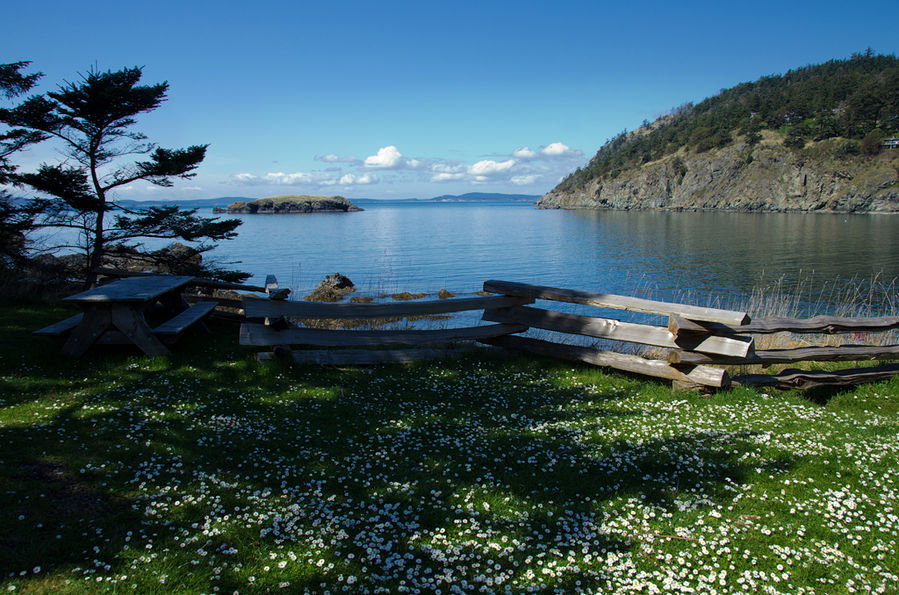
[200,203,899,312]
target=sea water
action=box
[202,202,898,312]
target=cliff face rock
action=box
[213,195,363,214]
[537,139,899,213]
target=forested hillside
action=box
[537,51,899,213]
[556,50,899,193]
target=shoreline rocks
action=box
[538,139,899,213]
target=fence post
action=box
[263,274,291,358]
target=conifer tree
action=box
[0,66,244,286]
[0,61,46,268]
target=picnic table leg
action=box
[61,307,112,358]
[110,304,171,357]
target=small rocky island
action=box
[213,195,363,214]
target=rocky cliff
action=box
[538,135,899,213]
[213,195,363,214]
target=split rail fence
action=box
[236,277,899,391]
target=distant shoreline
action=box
[117,192,541,210]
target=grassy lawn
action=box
[1,301,897,593]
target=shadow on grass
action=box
[1,306,792,591]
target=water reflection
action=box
[566,210,899,304]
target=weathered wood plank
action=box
[671,313,899,336]
[153,302,217,335]
[744,315,899,334]
[240,322,527,347]
[93,268,267,292]
[257,347,473,365]
[33,313,84,337]
[265,275,278,292]
[65,275,195,303]
[484,306,752,358]
[670,343,899,365]
[482,334,728,388]
[669,314,737,336]
[243,295,533,319]
[263,275,291,300]
[732,363,899,390]
[483,280,749,326]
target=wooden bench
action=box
[34,302,217,343]
[33,313,85,337]
[152,301,217,336]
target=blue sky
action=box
[5,0,898,200]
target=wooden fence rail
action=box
[240,277,534,365]
[479,280,747,389]
[237,276,899,391]
[480,279,899,391]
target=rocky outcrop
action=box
[304,273,355,302]
[213,195,363,214]
[537,138,899,213]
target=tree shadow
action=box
[0,325,794,591]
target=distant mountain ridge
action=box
[116,197,253,209]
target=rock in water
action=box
[320,273,354,290]
[305,273,355,302]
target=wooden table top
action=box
[64,275,196,303]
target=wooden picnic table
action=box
[37,275,217,358]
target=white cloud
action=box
[540,142,581,157]
[228,141,584,194]
[318,153,360,164]
[431,172,465,182]
[430,162,466,174]
[513,147,538,159]
[265,172,312,184]
[339,173,377,185]
[364,146,404,168]
[469,159,516,176]
[231,171,341,186]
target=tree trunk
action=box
[86,151,105,289]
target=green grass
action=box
[1,301,898,593]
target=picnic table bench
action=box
[34,275,217,357]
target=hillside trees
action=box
[559,51,899,190]
[0,66,244,286]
